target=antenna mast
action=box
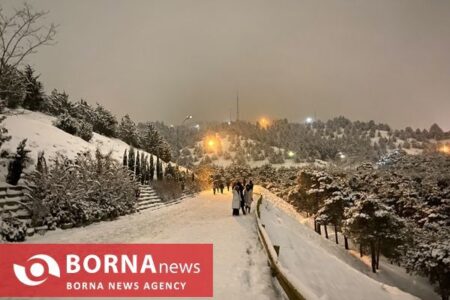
[236,90,240,121]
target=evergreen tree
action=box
[156,156,163,180]
[92,104,117,137]
[135,151,141,178]
[36,151,47,174]
[0,107,11,148]
[6,139,31,185]
[118,114,138,146]
[141,155,147,184]
[0,64,26,108]
[149,154,154,181]
[123,149,128,167]
[22,65,45,111]
[128,147,135,173]
[343,194,407,273]
[42,89,72,116]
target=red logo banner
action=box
[0,244,213,297]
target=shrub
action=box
[27,150,139,228]
[53,114,93,141]
[54,113,80,135]
[0,214,27,242]
[78,122,94,141]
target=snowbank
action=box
[256,186,433,300]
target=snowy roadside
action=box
[256,186,439,300]
[22,190,284,300]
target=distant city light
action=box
[194,124,200,130]
[227,121,231,125]
[305,117,314,124]
[338,152,346,159]
[288,151,295,158]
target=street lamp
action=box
[305,117,314,124]
[176,115,193,161]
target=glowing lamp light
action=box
[288,151,295,158]
[208,140,215,147]
[305,117,314,124]
[259,117,271,129]
[439,145,450,155]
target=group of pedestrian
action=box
[231,179,253,216]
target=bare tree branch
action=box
[0,3,57,70]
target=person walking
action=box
[237,181,246,215]
[244,183,253,213]
[231,182,241,216]
[226,179,231,191]
[219,181,224,194]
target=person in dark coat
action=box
[219,181,224,194]
[237,181,246,215]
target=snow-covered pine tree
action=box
[92,104,117,137]
[141,155,148,184]
[6,139,31,185]
[22,65,45,111]
[156,156,163,180]
[316,191,349,244]
[0,103,11,148]
[149,154,154,182]
[123,149,127,167]
[128,147,135,173]
[135,151,141,178]
[36,151,47,174]
[405,228,449,300]
[118,115,138,146]
[343,194,407,273]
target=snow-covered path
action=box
[25,190,283,300]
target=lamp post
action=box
[176,115,193,160]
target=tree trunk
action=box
[317,223,322,235]
[324,224,328,239]
[360,244,364,257]
[344,236,349,250]
[370,241,377,273]
[376,239,381,270]
[334,224,339,244]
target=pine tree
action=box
[6,139,31,185]
[118,115,138,146]
[149,154,154,182]
[36,151,47,174]
[0,110,11,148]
[343,194,407,273]
[22,65,45,111]
[156,156,163,180]
[128,147,135,173]
[141,155,147,184]
[123,149,127,167]
[92,104,117,137]
[135,151,141,178]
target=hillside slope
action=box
[1,109,173,181]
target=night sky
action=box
[3,0,450,130]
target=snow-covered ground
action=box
[256,186,439,300]
[24,190,284,300]
[1,109,182,180]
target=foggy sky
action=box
[3,0,450,130]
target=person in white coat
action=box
[231,183,241,216]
